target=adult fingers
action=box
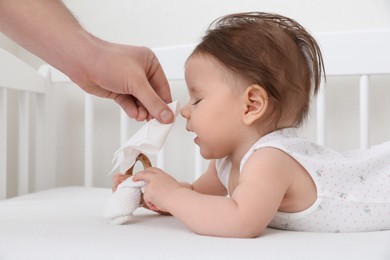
[114,94,150,121]
[82,85,142,121]
[134,100,148,122]
[113,94,137,118]
[134,53,173,123]
[147,58,173,104]
[132,78,174,124]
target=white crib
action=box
[0,30,389,260]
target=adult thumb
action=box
[134,81,174,124]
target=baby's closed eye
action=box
[192,99,202,105]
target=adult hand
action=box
[0,0,174,123]
[71,41,174,123]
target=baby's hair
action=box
[192,12,325,127]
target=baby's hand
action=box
[112,171,171,215]
[112,173,129,192]
[133,167,181,212]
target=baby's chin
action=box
[199,148,224,160]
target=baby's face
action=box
[180,54,245,159]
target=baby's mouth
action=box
[194,135,200,145]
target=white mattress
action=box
[0,187,389,260]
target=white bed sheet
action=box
[0,187,389,260]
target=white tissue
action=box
[110,101,180,175]
[104,101,180,225]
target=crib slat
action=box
[35,68,57,192]
[84,94,94,186]
[34,93,46,191]
[120,110,129,145]
[316,79,326,146]
[0,88,7,200]
[18,91,30,195]
[359,75,370,149]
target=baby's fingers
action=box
[132,171,152,182]
[112,173,127,192]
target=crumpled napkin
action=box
[110,101,180,175]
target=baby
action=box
[116,12,390,238]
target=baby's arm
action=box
[189,160,228,196]
[134,149,292,238]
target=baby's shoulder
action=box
[240,147,296,182]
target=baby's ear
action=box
[242,84,269,125]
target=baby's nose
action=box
[181,104,190,119]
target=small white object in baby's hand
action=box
[103,176,145,224]
[103,102,180,225]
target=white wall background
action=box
[1,0,390,191]
[2,0,390,68]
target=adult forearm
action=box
[0,0,94,80]
[0,0,174,123]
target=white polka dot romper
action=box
[216,127,390,232]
